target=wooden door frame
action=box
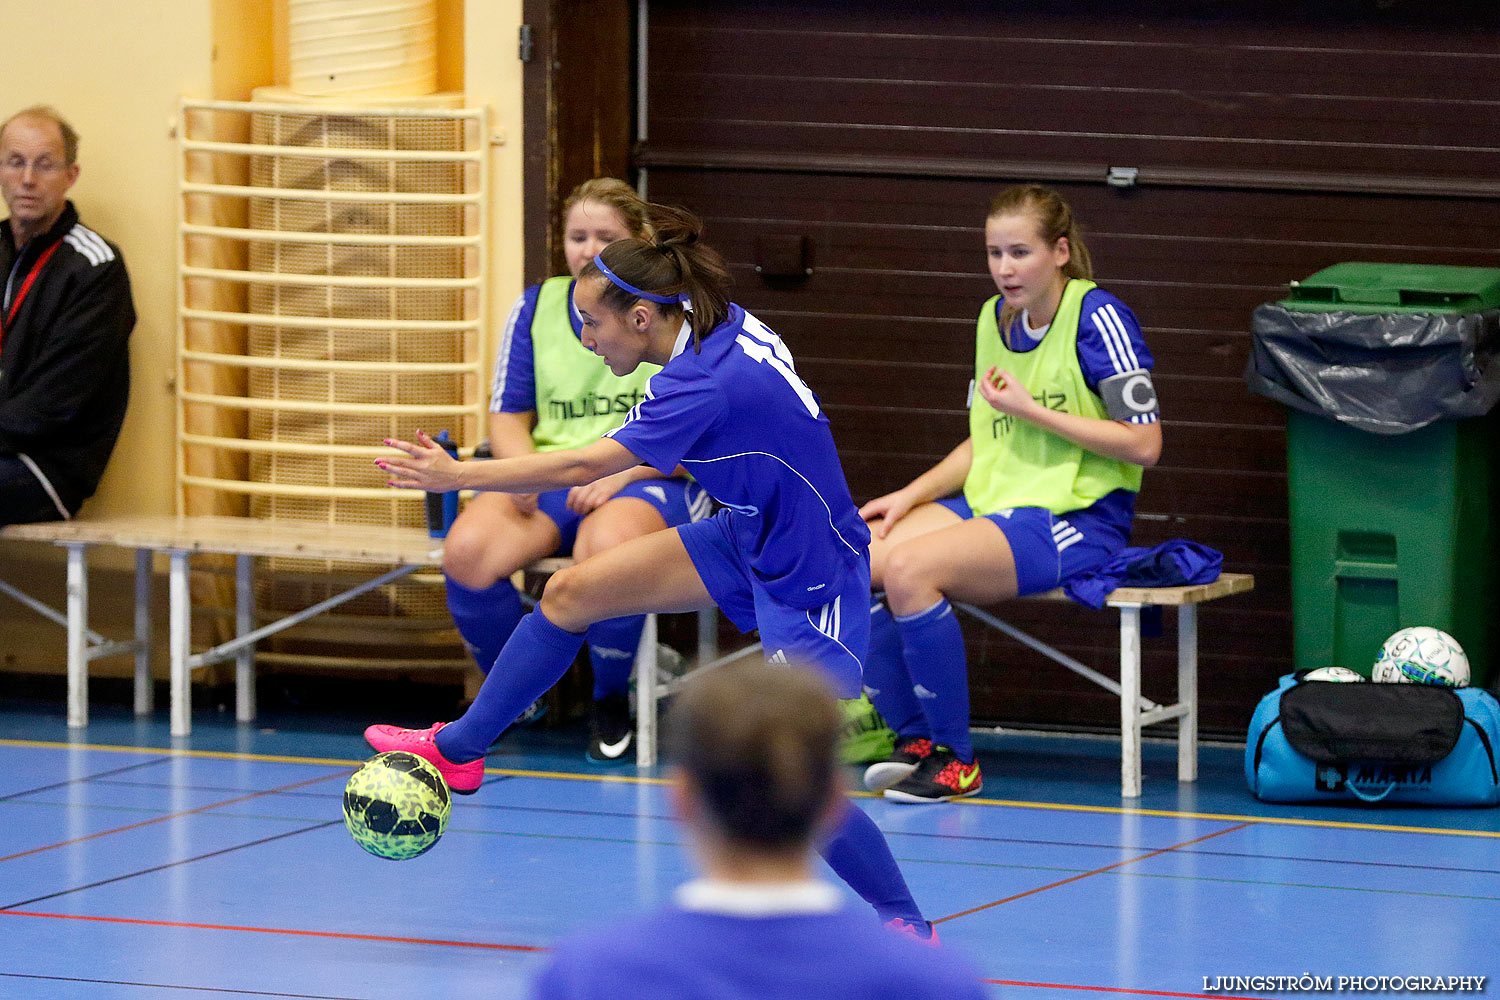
[521,0,634,284]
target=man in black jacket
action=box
[0,106,134,524]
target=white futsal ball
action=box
[1302,666,1367,683]
[1371,627,1469,687]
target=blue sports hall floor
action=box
[1,676,1496,1000]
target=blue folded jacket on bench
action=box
[1063,539,1224,609]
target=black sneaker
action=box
[863,736,934,792]
[883,745,983,803]
[515,697,548,727]
[587,693,633,763]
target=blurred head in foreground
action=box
[664,660,844,879]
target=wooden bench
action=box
[1,515,444,736]
[619,572,1255,799]
[955,572,1255,798]
[0,523,712,758]
[2,517,1253,796]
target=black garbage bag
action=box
[1246,305,1500,434]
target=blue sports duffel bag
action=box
[1245,672,1500,806]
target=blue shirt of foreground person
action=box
[530,661,988,1000]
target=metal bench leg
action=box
[697,608,718,663]
[1119,604,1143,798]
[636,612,659,767]
[65,543,88,728]
[169,549,192,737]
[235,554,255,723]
[1178,604,1199,783]
[134,548,154,715]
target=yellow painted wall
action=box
[463,0,526,386]
[4,2,215,519]
[0,0,524,680]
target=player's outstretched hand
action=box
[377,431,465,492]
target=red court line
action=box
[1,915,1247,994]
[936,821,1253,923]
[2,910,544,953]
[0,771,345,864]
[989,978,1255,999]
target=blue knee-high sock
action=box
[820,802,926,929]
[863,599,929,740]
[585,615,645,700]
[896,598,973,763]
[436,609,585,762]
[445,575,525,676]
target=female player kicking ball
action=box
[370,198,937,940]
[860,184,1163,803]
[441,178,707,763]
[532,661,985,999]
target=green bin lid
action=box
[1280,262,1500,314]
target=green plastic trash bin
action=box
[1248,262,1500,688]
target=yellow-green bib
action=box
[528,276,660,452]
[963,279,1142,515]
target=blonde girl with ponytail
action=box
[858,184,1163,804]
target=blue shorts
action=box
[677,513,868,698]
[936,490,1134,596]
[538,478,711,554]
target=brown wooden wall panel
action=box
[647,0,1500,186]
[640,0,1500,736]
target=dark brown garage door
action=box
[636,0,1500,735]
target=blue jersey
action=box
[606,305,869,610]
[531,881,987,1000]
[489,280,588,414]
[995,287,1159,426]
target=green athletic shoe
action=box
[838,694,898,764]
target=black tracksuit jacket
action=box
[0,200,135,513]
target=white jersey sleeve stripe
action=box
[67,225,115,265]
[74,225,114,262]
[1093,304,1125,370]
[488,290,529,412]
[1096,303,1141,372]
[64,230,104,266]
[609,379,655,435]
[1105,303,1141,369]
[1090,306,1126,373]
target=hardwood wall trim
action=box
[636,147,1500,200]
[522,0,634,284]
[520,0,551,285]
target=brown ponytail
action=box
[989,184,1093,335]
[579,199,732,351]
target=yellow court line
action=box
[5,737,1497,839]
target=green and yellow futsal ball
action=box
[343,751,451,860]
